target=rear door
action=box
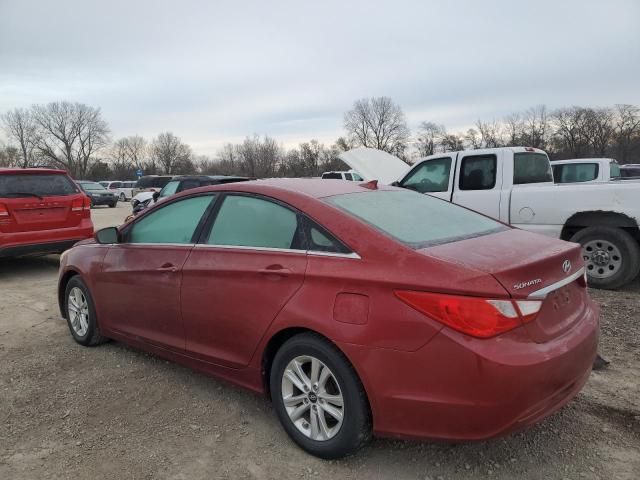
[0,172,85,233]
[451,151,502,219]
[181,193,307,367]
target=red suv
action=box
[0,168,94,257]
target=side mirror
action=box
[152,191,160,201]
[95,226,120,244]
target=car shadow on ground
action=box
[0,255,60,280]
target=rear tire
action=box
[119,192,126,201]
[64,276,108,346]
[571,226,640,290]
[109,202,116,208]
[270,333,371,459]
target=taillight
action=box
[395,290,542,339]
[0,203,8,217]
[71,196,91,212]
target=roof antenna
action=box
[359,179,378,190]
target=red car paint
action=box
[0,168,93,257]
[58,179,599,441]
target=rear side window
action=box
[327,190,505,248]
[207,195,302,250]
[109,181,122,189]
[514,153,553,184]
[0,173,78,197]
[552,163,598,183]
[322,173,342,179]
[305,220,351,254]
[459,155,497,190]
[401,158,451,193]
[129,195,214,244]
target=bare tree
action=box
[504,113,523,146]
[551,106,590,158]
[584,108,615,156]
[475,119,503,148]
[31,101,110,177]
[439,133,465,152]
[613,104,640,163]
[110,136,147,178]
[0,144,20,167]
[236,135,281,178]
[464,128,481,149]
[415,122,445,156]
[344,97,410,156]
[150,132,192,174]
[521,105,549,149]
[2,108,39,167]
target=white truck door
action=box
[451,151,503,219]
[397,155,456,200]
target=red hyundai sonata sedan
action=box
[57,179,599,458]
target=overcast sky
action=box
[1,0,639,155]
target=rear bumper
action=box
[340,300,599,441]
[0,221,94,257]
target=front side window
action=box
[402,158,452,193]
[459,155,497,190]
[514,153,553,184]
[129,195,214,244]
[553,163,598,183]
[0,174,78,197]
[327,190,505,248]
[207,195,302,250]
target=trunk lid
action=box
[421,228,587,343]
[338,147,410,184]
[0,171,87,233]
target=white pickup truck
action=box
[550,158,621,183]
[339,146,640,289]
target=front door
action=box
[398,155,455,201]
[94,194,216,351]
[181,194,307,368]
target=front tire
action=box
[64,276,108,346]
[270,333,371,459]
[571,226,640,290]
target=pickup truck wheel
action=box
[571,226,640,290]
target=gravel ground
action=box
[1,202,638,479]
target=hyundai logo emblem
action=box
[562,260,571,274]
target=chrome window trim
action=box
[307,250,361,259]
[527,267,585,299]
[120,242,195,248]
[194,243,361,259]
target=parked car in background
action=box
[99,180,137,201]
[76,181,118,208]
[0,168,93,257]
[58,178,598,459]
[130,175,250,214]
[551,158,621,183]
[620,164,640,178]
[340,146,640,289]
[131,175,172,198]
[321,170,364,181]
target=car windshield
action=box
[0,173,78,197]
[159,180,180,198]
[326,190,506,248]
[80,182,107,191]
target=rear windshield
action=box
[0,173,78,197]
[326,190,506,248]
[513,153,553,184]
[79,182,106,191]
[136,176,171,189]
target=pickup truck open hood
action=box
[338,147,410,185]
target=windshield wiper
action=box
[2,192,45,200]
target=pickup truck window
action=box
[402,157,451,193]
[610,162,621,179]
[459,155,496,190]
[327,190,505,248]
[514,153,553,184]
[552,163,598,183]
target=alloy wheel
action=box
[281,355,344,441]
[68,287,90,336]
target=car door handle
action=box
[258,265,292,276]
[157,263,178,273]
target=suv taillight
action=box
[71,196,91,212]
[395,290,542,338]
[0,203,8,217]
